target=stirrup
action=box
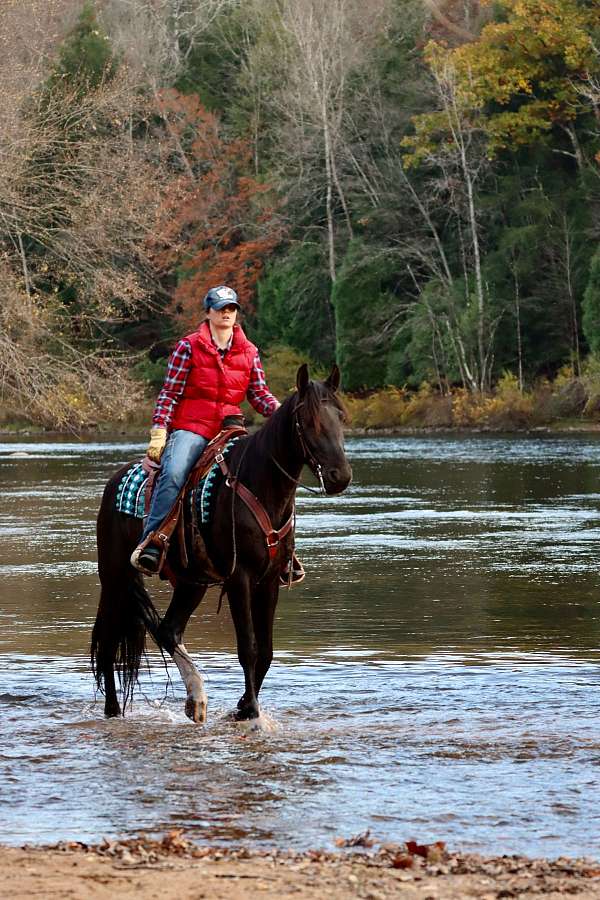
[280,556,306,588]
[130,544,161,575]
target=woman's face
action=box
[207,304,238,327]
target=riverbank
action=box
[3,422,600,439]
[3,836,600,900]
[4,369,600,437]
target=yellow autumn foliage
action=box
[404,0,598,162]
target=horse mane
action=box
[300,378,348,435]
[242,378,347,466]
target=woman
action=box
[130,285,280,574]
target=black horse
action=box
[91,364,352,723]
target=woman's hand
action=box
[147,427,167,462]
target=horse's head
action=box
[295,363,352,495]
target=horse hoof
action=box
[185,697,207,724]
[234,705,259,721]
[104,700,121,718]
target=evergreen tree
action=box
[51,2,116,90]
[333,240,399,390]
[255,244,335,365]
[582,247,600,355]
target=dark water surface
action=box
[1,433,600,857]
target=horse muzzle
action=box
[323,465,352,495]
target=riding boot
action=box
[130,496,183,575]
[130,531,168,575]
[131,542,162,574]
[280,552,305,588]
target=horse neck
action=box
[241,406,304,521]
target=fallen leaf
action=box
[334,830,375,848]
[406,841,430,858]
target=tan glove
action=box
[147,427,167,463]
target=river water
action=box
[1,433,600,858]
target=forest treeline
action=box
[1,0,600,428]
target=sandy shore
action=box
[2,834,599,900]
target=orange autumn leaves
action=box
[151,89,282,326]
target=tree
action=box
[400,0,600,392]
[150,89,282,328]
[0,4,179,425]
[267,0,389,281]
[403,50,495,391]
[332,238,400,390]
[256,243,335,365]
[582,246,600,355]
[416,0,599,162]
[100,0,238,88]
[50,1,116,89]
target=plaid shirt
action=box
[152,337,280,429]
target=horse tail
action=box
[91,576,153,712]
[92,467,159,713]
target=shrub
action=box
[451,389,487,427]
[481,372,534,429]
[363,387,406,428]
[343,395,370,428]
[581,355,600,419]
[344,383,452,429]
[402,382,452,427]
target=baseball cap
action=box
[203,285,240,311]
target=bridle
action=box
[219,392,336,577]
[269,397,328,495]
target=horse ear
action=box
[325,364,341,392]
[296,363,309,396]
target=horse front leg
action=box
[227,573,260,720]
[157,583,208,723]
[249,575,279,703]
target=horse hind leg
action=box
[157,582,208,724]
[175,643,208,724]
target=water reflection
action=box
[1,433,600,856]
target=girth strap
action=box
[216,455,294,559]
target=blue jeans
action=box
[141,429,209,540]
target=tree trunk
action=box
[461,147,486,390]
[563,216,581,376]
[322,104,337,282]
[513,262,524,393]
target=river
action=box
[1,433,599,857]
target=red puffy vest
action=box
[170,322,257,439]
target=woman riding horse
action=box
[130,284,301,583]
[92,361,352,722]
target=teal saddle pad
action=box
[115,436,242,524]
[115,463,147,518]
